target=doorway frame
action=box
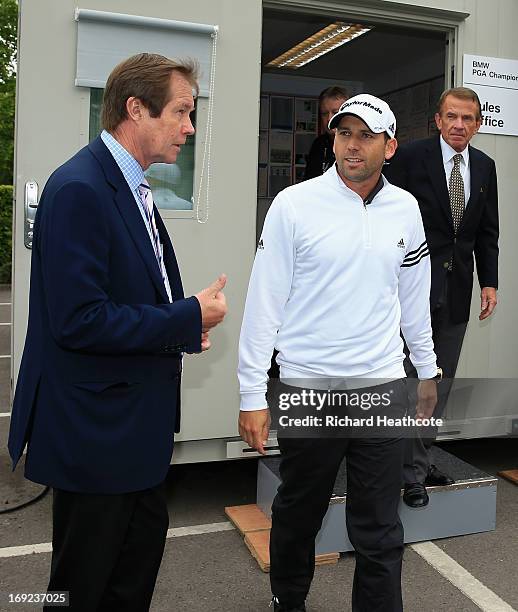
[263,0,469,89]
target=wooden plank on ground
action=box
[244,529,339,573]
[225,504,272,535]
[497,469,518,485]
[245,529,271,572]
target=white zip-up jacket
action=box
[238,166,437,411]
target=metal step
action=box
[257,447,497,554]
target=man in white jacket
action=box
[238,94,439,612]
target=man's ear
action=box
[384,137,398,161]
[126,97,144,122]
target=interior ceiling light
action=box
[266,22,372,69]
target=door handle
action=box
[24,181,38,249]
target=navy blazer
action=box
[8,136,202,494]
[384,136,499,323]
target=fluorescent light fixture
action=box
[266,22,372,69]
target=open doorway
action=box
[257,8,448,237]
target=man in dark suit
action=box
[304,86,348,179]
[384,86,499,508]
[8,53,227,610]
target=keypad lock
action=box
[24,181,38,249]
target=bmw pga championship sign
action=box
[463,54,518,136]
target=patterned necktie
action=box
[449,154,465,233]
[137,181,173,302]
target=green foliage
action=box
[0,2,18,280]
[0,0,17,81]
[0,86,14,184]
[0,0,17,185]
[0,184,13,283]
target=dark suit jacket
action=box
[304,133,335,179]
[384,136,499,323]
[8,136,202,494]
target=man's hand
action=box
[416,380,438,419]
[480,287,497,321]
[195,274,228,331]
[201,331,211,351]
[238,409,270,455]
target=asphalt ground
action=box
[0,284,517,611]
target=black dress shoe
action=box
[425,464,455,486]
[271,596,306,611]
[403,482,429,508]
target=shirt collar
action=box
[440,134,469,167]
[363,175,384,206]
[329,163,385,204]
[101,129,145,193]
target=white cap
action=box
[328,93,396,138]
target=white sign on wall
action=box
[463,54,518,136]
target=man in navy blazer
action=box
[8,53,227,611]
[384,87,499,508]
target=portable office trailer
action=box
[11,0,518,463]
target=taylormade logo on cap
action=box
[328,93,397,138]
[342,99,383,114]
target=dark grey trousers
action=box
[46,484,168,612]
[403,274,468,484]
[270,380,409,611]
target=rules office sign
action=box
[463,54,518,136]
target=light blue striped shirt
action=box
[101,130,172,301]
